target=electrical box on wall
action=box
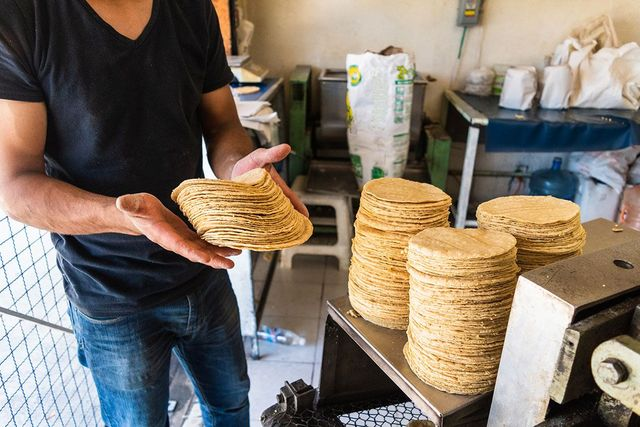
[457,0,483,27]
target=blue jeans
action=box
[68,272,250,427]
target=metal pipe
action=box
[0,306,73,334]
[449,169,532,178]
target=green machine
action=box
[425,124,452,191]
[287,65,312,183]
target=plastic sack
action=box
[551,38,587,67]
[619,185,640,231]
[570,15,619,50]
[464,67,495,96]
[570,42,640,110]
[540,65,572,109]
[550,15,619,66]
[567,146,640,194]
[574,175,621,222]
[547,16,640,110]
[499,66,537,110]
[629,157,640,185]
[346,51,415,186]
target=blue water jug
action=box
[529,157,578,201]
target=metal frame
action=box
[441,90,488,228]
[0,215,101,426]
[319,297,491,426]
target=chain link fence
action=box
[0,214,101,426]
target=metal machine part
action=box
[261,379,342,427]
[489,220,640,426]
[550,295,640,404]
[304,160,429,197]
[592,335,640,416]
[260,378,429,426]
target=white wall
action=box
[242,0,640,200]
[245,0,640,118]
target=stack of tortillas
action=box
[476,195,586,272]
[348,178,452,330]
[404,228,519,395]
[171,168,312,251]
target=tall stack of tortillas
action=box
[348,177,452,330]
[171,168,312,251]
[476,195,586,272]
[404,228,519,395]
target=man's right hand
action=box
[116,193,240,269]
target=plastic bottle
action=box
[257,325,306,346]
[529,157,578,201]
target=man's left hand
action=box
[231,144,309,217]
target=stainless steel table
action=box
[321,296,490,426]
[318,219,637,426]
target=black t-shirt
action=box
[0,0,234,316]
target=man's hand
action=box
[116,193,240,269]
[200,87,307,217]
[231,144,309,217]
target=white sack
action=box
[540,65,572,109]
[567,146,640,194]
[464,67,495,96]
[570,42,640,110]
[628,157,640,185]
[346,52,415,186]
[574,175,621,222]
[570,15,619,50]
[499,66,537,110]
[551,37,586,67]
[551,15,619,66]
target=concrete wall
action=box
[244,0,639,117]
[241,0,640,201]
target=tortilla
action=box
[404,227,519,395]
[347,177,452,330]
[477,195,586,272]
[172,168,313,251]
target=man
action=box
[0,0,307,425]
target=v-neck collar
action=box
[78,0,159,46]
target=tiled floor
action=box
[173,253,349,427]
[250,254,348,426]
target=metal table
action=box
[322,296,490,425]
[317,219,638,426]
[442,89,640,228]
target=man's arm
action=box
[201,86,309,216]
[200,85,253,180]
[0,99,238,268]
